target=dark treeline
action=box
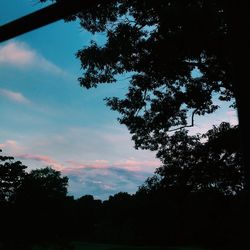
[0,123,246,249]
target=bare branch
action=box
[168,108,198,132]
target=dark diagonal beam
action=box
[0,0,101,43]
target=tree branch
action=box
[135,90,147,116]
[168,108,198,132]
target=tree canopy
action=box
[0,150,68,204]
[0,152,69,248]
[42,0,238,153]
[139,122,244,196]
[17,166,68,202]
[0,149,27,203]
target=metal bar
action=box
[0,0,100,43]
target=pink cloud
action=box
[115,159,160,172]
[11,152,160,177]
[102,183,115,190]
[0,140,26,154]
[64,158,160,175]
[0,41,34,65]
[17,153,64,171]
[18,154,53,162]
[65,160,110,172]
[0,89,30,104]
[0,41,64,75]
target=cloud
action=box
[18,153,53,163]
[62,158,159,200]
[0,41,64,75]
[53,126,159,165]
[114,159,160,172]
[67,166,153,200]
[0,88,30,104]
[14,152,158,200]
[0,41,34,65]
[1,125,160,200]
[17,153,65,171]
[65,160,110,170]
[63,159,160,175]
[0,140,26,153]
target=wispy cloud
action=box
[0,139,26,153]
[0,41,64,75]
[64,157,159,199]
[0,41,33,65]
[67,166,153,200]
[65,160,109,170]
[16,153,160,175]
[1,125,160,199]
[114,159,160,172]
[64,159,160,173]
[0,88,30,104]
[17,153,65,171]
[15,152,158,200]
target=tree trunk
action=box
[229,1,250,194]
[228,1,250,247]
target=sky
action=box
[0,0,238,200]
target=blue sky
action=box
[0,0,238,200]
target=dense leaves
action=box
[17,166,68,201]
[0,149,27,203]
[139,123,244,196]
[43,0,236,151]
[0,154,70,248]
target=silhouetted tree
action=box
[0,150,28,249]
[73,195,102,240]
[0,149,245,247]
[6,2,250,245]
[74,0,236,147]
[139,122,244,196]
[0,149,27,203]
[18,166,68,201]
[15,167,69,243]
[41,0,249,192]
[134,122,245,247]
[99,192,136,244]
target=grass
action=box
[32,242,207,250]
[73,242,203,250]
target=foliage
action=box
[0,152,69,247]
[0,146,245,247]
[3,1,247,246]
[139,123,244,195]
[42,0,236,152]
[0,149,27,203]
[19,166,68,200]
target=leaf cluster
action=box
[139,123,244,195]
[43,0,236,150]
